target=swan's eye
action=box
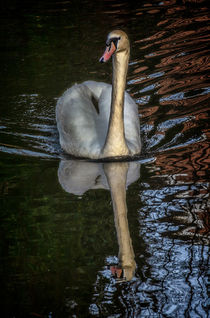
[111,37,121,49]
[106,36,121,53]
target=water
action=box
[0,0,209,317]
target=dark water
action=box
[0,0,209,317]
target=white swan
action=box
[56,30,141,159]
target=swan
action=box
[56,30,141,159]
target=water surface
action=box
[0,0,209,317]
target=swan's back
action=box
[56,81,140,159]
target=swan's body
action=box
[56,30,141,159]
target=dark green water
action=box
[0,0,209,317]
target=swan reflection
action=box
[58,160,140,281]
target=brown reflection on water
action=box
[140,105,159,120]
[154,140,210,241]
[136,31,167,43]
[157,50,209,75]
[155,141,209,183]
[158,74,208,96]
[130,0,209,101]
[127,0,210,164]
[159,93,209,110]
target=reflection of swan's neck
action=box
[102,49,130,157]
[104,163,136,281]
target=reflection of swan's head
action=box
[100,30,130,63]
[123,265,136,282]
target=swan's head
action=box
[99,30,130,63]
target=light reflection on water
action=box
[0,0,209,317]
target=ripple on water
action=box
[0,0,209,317]
[127,4,209,155]
[0,94,60,158]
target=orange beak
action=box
[99,41,116,63]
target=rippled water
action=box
[0,0,209,317]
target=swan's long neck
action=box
[102,49,130,157]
